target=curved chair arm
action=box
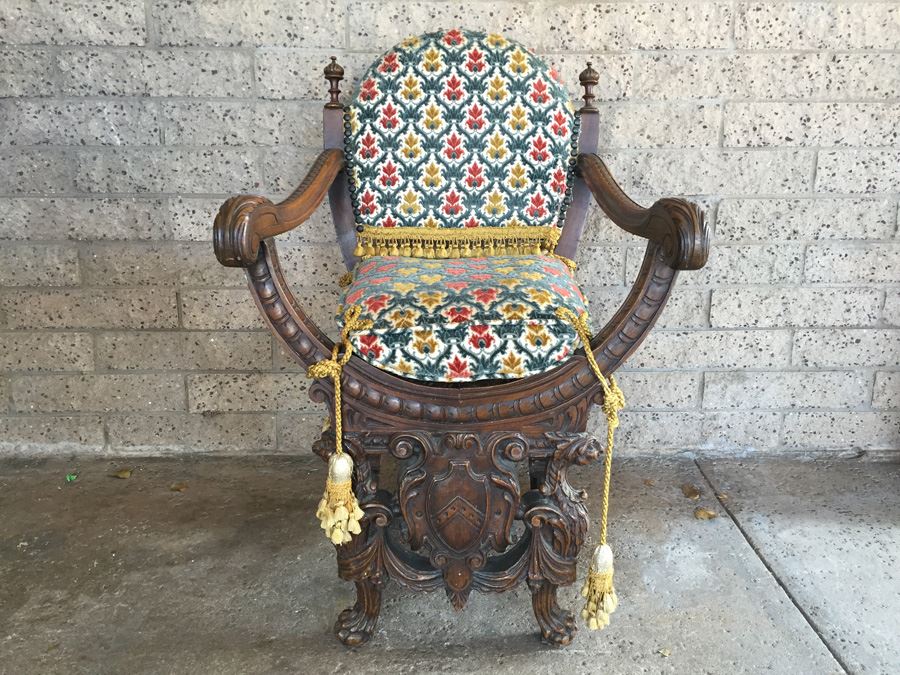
[578,153,709,270]
[214,149,345,267]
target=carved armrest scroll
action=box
[214,148,345,267]
[577,153,710,271]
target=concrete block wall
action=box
[0,0,897,457]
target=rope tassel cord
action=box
[556,307,626,631]
[307,306,372,546]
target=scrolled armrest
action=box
[214,149,345,267]
[578,153,709,270]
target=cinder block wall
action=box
[0,1,897,457]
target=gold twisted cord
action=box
[555,307,625,546]
[307,305,373,455]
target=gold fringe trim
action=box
[352,225,561,259]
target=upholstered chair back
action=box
[345,28,578,259]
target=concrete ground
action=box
[0,455,897,675]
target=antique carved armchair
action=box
[214,29,709,646]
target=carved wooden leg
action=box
[334,578,382,646]
[528,579,577,646]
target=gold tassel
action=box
[307,305,373,545]
[556,307,626,631]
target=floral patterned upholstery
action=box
[345,28,578,258]
[339,255,589,382]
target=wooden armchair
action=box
[214,29,709,646]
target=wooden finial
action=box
[324,56,344,109]
[579,62,600,113]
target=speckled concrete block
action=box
[153,0,344,48]
[724,102,900,147]
[816,149,900,194]
[782,412,900,450]
[616,410,781,451]
[277,412,333,452]
[11,374,185,413]
[884,292,900,326]
[575,246,626,286]
[627,244,804,286]
[0,333,94,373]
[595,102,721,148]
[162,101,322,147]
[0,49,55,97]
[873,372,899,409]
[95,332,271,371]
[0,198,168,241]
[256,49,376,100]
[612,371,701,410]
[805,243,900,283]
[735,2,900,50]
[0,416,105,454]
[631,330,792,369]
[793,329,900,368]
[0,149,76,194]
[710,287,882,328]
[716,198,896,241]
[586,286,707,330]
[0,100,160,147]
[0,244,80,287]
[74,148,259,194]
[541,53,631,102]
[180,290,265,330]
[703,370,870,410]
[0,289,178,330]
[188,373,311,412]
[107,413,278,454]
[0,0,146,46]
[57,49,254,97]
[167,197,224,241]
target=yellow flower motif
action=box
[422,47,442,72]
[401,35,421,48]
[423,215,440,229]
[419,274,443,284]
[399,188,421,215]
[526,323,551,348]
[402,132,421,159]
[501,303,527,320]
[422,104,443,130]
[416,290,445,310]
[412,328,438,355]
[396,267,419,277]
[421,161,442,188]
[521,271,544,281]
[392,281,416,293]
[499,351,524,377]
[486,33,507,47]
[506,162,528,190]
[487,132,507,160]
[484,190,506,216]
[401,74,422,100]
[495,266,516,275]
[507,49,529,74]
[507,104,528,131]
[422,261,442,269]
[527,288,552,306]
[499,278,521,290]
[388,308,417,328]
[393,358,415,376]
[487,75,508,101]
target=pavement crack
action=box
[694,459,852,675]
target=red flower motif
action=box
[443,132,465,160]
[469,273,492,281]
[359,131,379,159]
[345,288,364,304]
[358,261,377,274]
[380,161,398,187]
[550,168,567,193]
[363,294,390,313]
[444,29,464,46]
[463,216,481,228]
[550,283,571,298]
[359,189,378,215]
[380,215,397,228]
[379,102,398,129]
[445,266,468,276]
[442,190,462,215]
[468,325,494,350]
[443,74,464,101]
[529,135,549,162]
[465,103,485,130]
[530,79,549,104]
[472,287,498,304]
[446,354,472,380]
[379,52,399,73]
[465,162,484,188]
[446,306,472,323]
[551,110,569,137]
[359,78,379,101]
[446,281,469,291]
[527,193,547,218]
[466,47,485,72]
[358,333,383,359]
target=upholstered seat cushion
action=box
[338,255,589,382]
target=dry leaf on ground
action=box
[658,648,671,657]
[716,491,729,501]
[694,506,717,520]
[170,482,189,492]
[643,478,656,487]
[681,483,701,500]
[110,468,132,479]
